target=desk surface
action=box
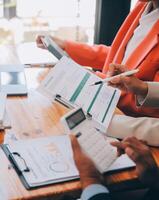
[0,45,159,200]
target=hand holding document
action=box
[41,36,69,60]
[38,56,121,131]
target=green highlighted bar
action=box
[87,83,103,113]
[70,72,90,103]
[102,90,117,123]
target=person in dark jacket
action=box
[71,136,159,200]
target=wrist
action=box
[80,172,102,189]
[62,40,67,50]
[139,163,159,188]
[81,177,102,189]
[51,36,66,50]
[137,82,148,96]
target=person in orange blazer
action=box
[36,0,159,118]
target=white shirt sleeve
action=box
[136,82,159,107]
[107,114,159,146]
[81,184,109,200]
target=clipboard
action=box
[54,94,94,119]
[1,144,31,190]
[54,94,75,109]
[1,136,79,190]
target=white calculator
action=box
[61,108,117,173]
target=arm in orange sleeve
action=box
[118,69,159,118]
[154,71,159,82]
[118,91,159,118]
[65,40,110,70]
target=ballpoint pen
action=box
[90,69,139,86]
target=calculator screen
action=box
[66,109,86,130]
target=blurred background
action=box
[0,0,138,45]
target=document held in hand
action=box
[38,56,121,131]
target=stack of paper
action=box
[0,92,11,130]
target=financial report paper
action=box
[7,136,79,187]
[5,136,135,188]
[38,56,121,130]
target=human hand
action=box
[111,137,159,187]
[107,63,148,96]
[36,35,46,49]
[36,35,66,50]
[114,107,124,115]
[70,135,102,189]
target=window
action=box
[0,0,96,45]
[0,0,3,17]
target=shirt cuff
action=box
[136,82,159,107]
[136,94,147,106]
[136,82,149,106]
[81,184,109,200]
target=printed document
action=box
[6,135,79,187]
[38,57,121,130]
[5,135,135,188]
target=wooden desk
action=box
[0,45,158,200]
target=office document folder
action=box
[2,135,79,190]
[1,135,135,190]
[38,56,121,131]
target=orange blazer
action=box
[65,2,159,118]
